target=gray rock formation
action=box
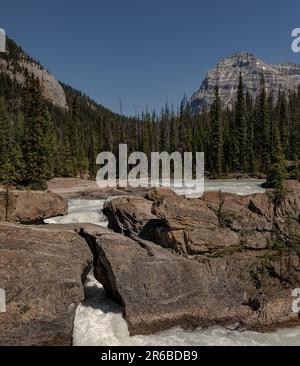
[94,182,300,336]
[190,52,300,113]
[104,182,300,255]
[0,223,92,345]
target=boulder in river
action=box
[0,189,68,224]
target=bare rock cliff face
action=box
[0,58,68,109]
[190,52,300,113]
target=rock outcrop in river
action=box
[104,182,300,254]
[97,181,300,335]
[0,190,68,224]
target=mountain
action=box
[0,37,131,186]
[190,52,300,113]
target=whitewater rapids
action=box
[73,272,300,346]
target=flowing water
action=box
[73,273,300,346]
[47,179,300,346]
[45,199,108,226]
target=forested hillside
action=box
[0,38,299,190]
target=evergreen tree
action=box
[21,76,52,190]
[88,133,97,178]
[278,91,290,158]
[210,85,223,178]
[266,123,288,191]
[56,137,74,177]
[227,110,239,171]
[44,108,58,179]
[258,73,271,172]
[0,97,11,181]
[0,97,22,183]
[235,73,247,171]
[245,91,256,173]
[68,98,81,175]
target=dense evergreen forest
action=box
[0,39,299,190]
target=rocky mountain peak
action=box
[228,51,258,63]
[190,52,300,113]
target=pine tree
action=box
[21,76,52,190]
[57,137,74,177]
[68,98,81,175]
[235,73,247,171]
[245,91,256,173]
[44,108,57,179]
[227,110,239,171]
[88,133,97,179]
[278,91,290,158]
[258,73,271,173]
[0,97,11,181]
[266,123,288,191]
[210,85,223,178]
[0,97,22,183]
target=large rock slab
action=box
[202,191,273,249]
[78,225,300,336]
[0,190,68,224]
[151,194,240,253]
[0,223,92,345]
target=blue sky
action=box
[1,0,300,115]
